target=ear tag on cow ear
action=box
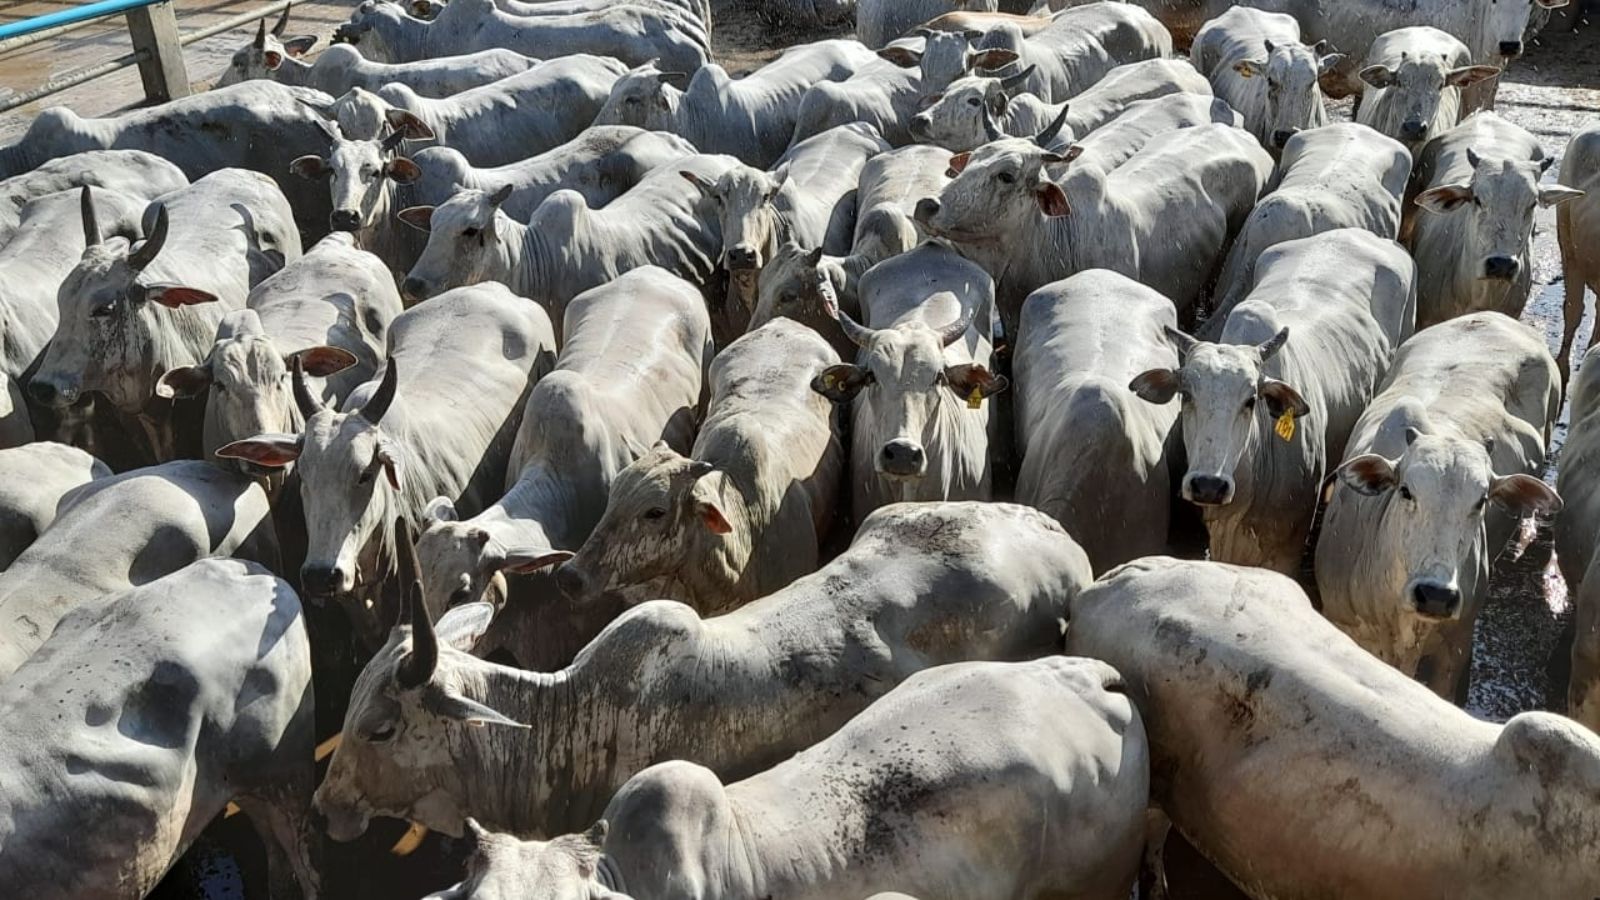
[967,386,984,410]
[1275,409,1296,442]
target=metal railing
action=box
[0,0,296,114]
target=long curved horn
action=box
[1033,105,1070,148]
[360,360,398,425]
[982,108,1003,142]
[1257,326,1290,361]
[819,278,874,348]
[998,63,1036,93]
[273,3,293,36]
[291,355,324,419]
[1162,325,1198,362]
[394,522,437,689]
[936,309,974,347]
[80,185,101,247]
[128,204,168,270]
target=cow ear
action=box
[1490,473,1563,518]
[1233,59,1266,78]
[290,155,330,180]
[1539,185,1586,208]
[385,109,435,140]
[216,433,304,467]
[1446,64,1501,88]
[945,151,972,177]
[283,35,318,56]
[156,365,212,400]
[385,157,422,184]
[422,687,528,728]
[434,601,495,652]
[499,548,574,575]
[1338,454,1397,496]
[144,285,220,308]
[423,496,457,527]
[945,363,1008,404]
[968,48,1018,71]
[1358,65,1395,89]
[1034,180,1070,217]
[377,443,402,491]
[877,46,922,67]
[264,50,284,70]
[697,499,733,535]
[1535,0,1569,9]
[1415,184,1473,213]
[396,205,434,232]
[1259,378,1310,419]
[1317,53,1346,75]
[811,364,872,403]
[1129,368,1181,404]
[295,345,359,377]
[1039,145,1084,165]
[679,170,714,193]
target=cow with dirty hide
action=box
[1191,6,1339,152]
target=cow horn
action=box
[128,204,168,270]
[291,355,324,419]
[254,18,268,48]
[360,360,398,424]
[1162,325,1198,361]
[1034,106,1070,148]
[998,63,1036,93]
[820,278,874,348]
[1257,326,1290,361]
[80,185,101,247]
[395,525,437,690]
[273,3,293,37]
[380,128,407,154]
[936,309,974,347]
[982,108,1003,142]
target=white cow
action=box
[1560,342,1600,733]
[1355,27,1499,158]
[1191,6,1337,151]
[0,459,279,679]
[0,150,185,247]
[557,318,842,614]
[1558,123,1600,380]
[424,658,1148,900]
[315,502,1091,839]
[857,0,997,48]
[217,283,557,647]
[416,266,712,667]
[1130,229,1415,573]
[0,443,109,570]
[1014,270,1180,574]
[1066,556,1600,900]
[1410,112,1581,328]
[1210,122,1412,323]
[811,240,1003,518]
[1319,312,1560,701]
[980,2,1173,103]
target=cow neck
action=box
[273,55,317,88]
[490,461,575,552]
[381,14,430,65]
[501,212,557,305]
[678,466,759,610]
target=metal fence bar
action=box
[0,0,161,42]
[174,0,295,49]
[0,16,102,56]
[0,47,149,114]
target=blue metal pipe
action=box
[0,0,160,42]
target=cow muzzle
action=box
[909,114,932,138]
[314,790,372,842]
[401,277,432,303]
[1482,255,1520,282]
[913,197,941,225]
[301,563,351,599]
[1498,40,1524,58]
[1182,473,1234,507]
[726,243,760,270]
[878,439,927,479]
[330,209,362,232]
[1399,120,1428,142]
[554,561,589,600]
[26,376,78,410]
[1408,580,1462,620]
[1271,129,1299,149]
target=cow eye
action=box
[1399,485,1414,501]
[450,586,471,604]
[1244,397,1256,411]
[358,466,376,486]
[462,226,480,238]
[1474,494,1488,511]
[625,96,640,105]
[90,301,117,318]
[996,171,1016,184]
[642,507,667,521]
[966,97,981,107]
[367,722,396,742]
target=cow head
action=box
[1481,0,1568,60]
[217,360,404,598]
[753,242,848,330]
[315,522,526,841]
[291,114,430,234]
[217,6,318,87]
[909,66,1040,151]
[590,62,687,131]
[808,280,1004,483]
[397,183,517,303]
[1335,429,1559,620]
[1233,39,1342,150]
[31,195,219,413]
[1130,326,1309,508]
[158,310,358,467]
[878,29,1018,94]
[681,164,787,271]
[914,136,1078,249]
[554,443,728,601]
[422,821,629,900]
[1359,53,1500,149]
[330,0,411,61]
[418,497,572,611]
[1415,150,1583,284]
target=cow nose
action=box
[910,114,931,135]
[1483,256,1520,281]
[726,244,758,270]
[1410,582,1462,620]
[1399,120,1427,142]
[330,209,361,232]
[300,564,345,599]
[879,439,926,477]
[1184,474,1233,506]
[401,277,429,302]
[1271,129,1298,149]
[914,197,940,224]
[554,562,587,599]
[27,379,58,407]
[1498,40,1523,58]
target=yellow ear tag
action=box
[967,386,983,410]
[1275,409,1296,442]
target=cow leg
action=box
[1139,808,1171,900]
[236,789,322,900]
[1559,204,1591,385]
